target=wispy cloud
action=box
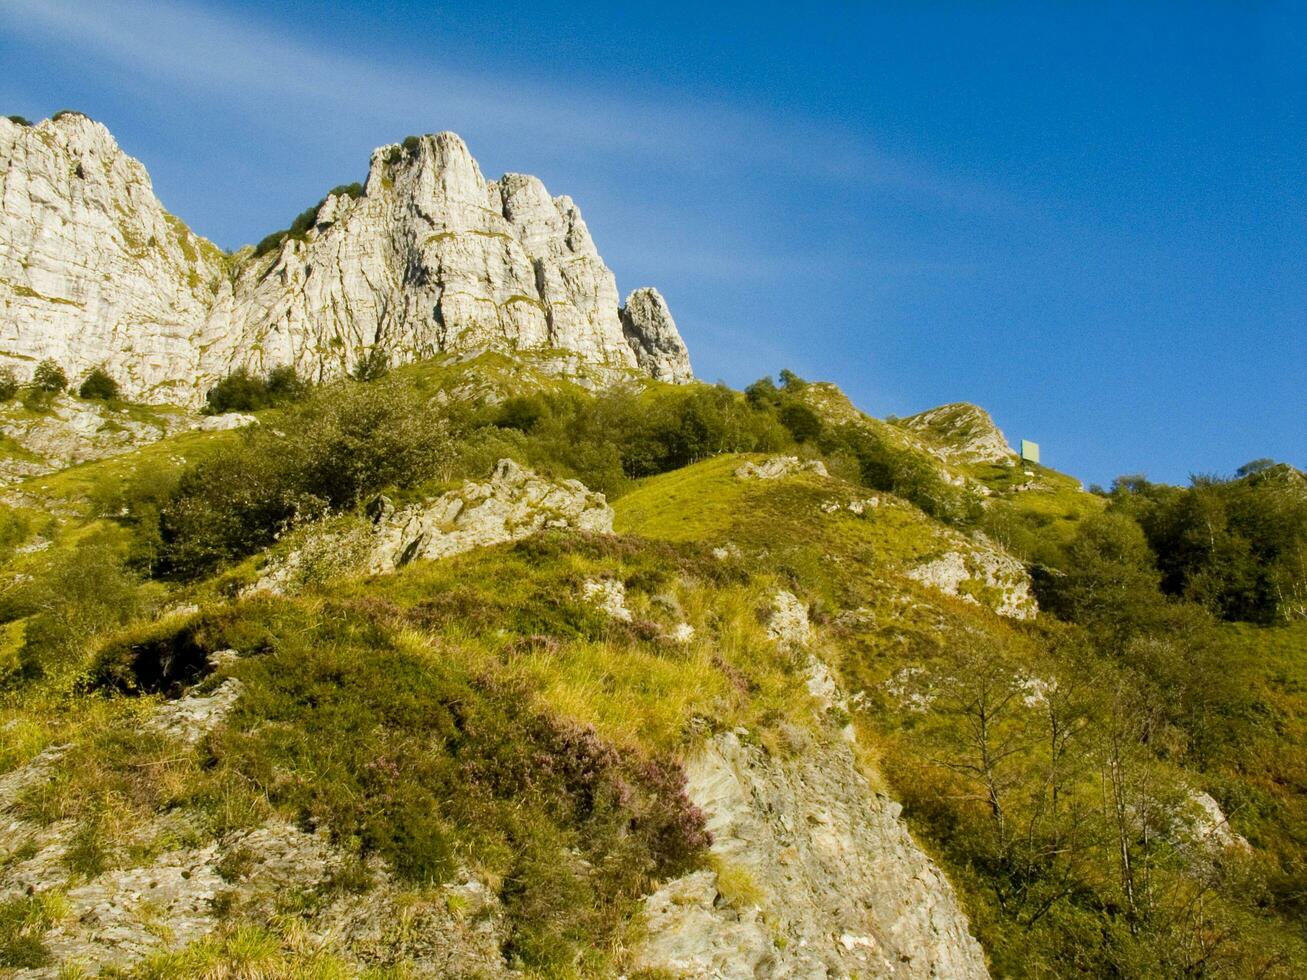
[0,0,997,203]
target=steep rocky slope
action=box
[897,402,1016,466]
[0,114,226,401]
[0,115,691,404]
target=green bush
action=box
[351,346,389,381]
[5,115,32,127]
[162,379,453,576]
[77,367,119,401]
[264,364,308,401]
[779,402,823,443]
[0,368,17,401]
[204,365,308,414]
[31,359,67,393]
[10,534,151,683]
[252,230,286,257]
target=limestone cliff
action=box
[0,113,226,400]
[0,115,692,404]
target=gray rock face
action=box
[0,117,693,405]
[252,459,613,593]
[144,678,244,745]
[898,403,1015,466]
[365,458,613,571]
[0,114,225,402]
[635,598,989,979]
[906,540,1037,620]
[0,392,197,484]
[734,456,829,481]
[636,730,989,979]
[620,286,693,383]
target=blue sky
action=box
[2,0,1303,486]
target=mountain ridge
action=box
[0,114,691,405]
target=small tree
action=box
[265,364,308,403]
[78,367,120,401]
[32,359,67,393]
[352,347,389,382]
[0,367,17,401]
[780,402,823,443]
[205,368,266,414]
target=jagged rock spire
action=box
[0,118,693,404]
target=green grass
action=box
[617,454,961,613]
[0,892,68,968]
[3,529,821,973]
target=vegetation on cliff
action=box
[0,355,1302,975]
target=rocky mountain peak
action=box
[0,118,693,404]
[620,287,693,383]
[898,402,1015,465]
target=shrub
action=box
[13,534,150,683]
[264,364,308,401]
[161,378,453,576]
[77,367,119,401]
[5,115,32,127]
[205,368,265,413]
[779,402,823,443]
[351,346,389,381]
[0,368,17,401]
[204,365,308,414]
[31,359,67,393]
[496,394,548,432]
[252,230,286,257]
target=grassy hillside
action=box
[0,360,1302,976]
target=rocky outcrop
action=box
[734,456,829,481]
[898,403,1015,466]
[582,577,633,621]
[766,589,813,647]
[364,458,612,571]
[906,542,1037,620]
[620,286,693,383]
[1,811,508,977]
[1,116,693,405]
[253,459,613,592]
[552,585,989,974]
[0,687,509,976]
[0,393,197,484]
[635,605,989,978]
[0,114,226,403]
[635,729,989,980]
[143,678,244,745]
[1177,790,1251,853]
